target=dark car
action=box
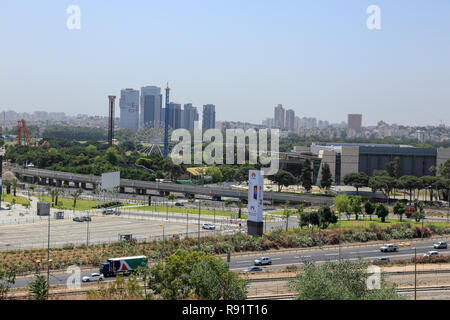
[82,216,92,222]
[175,202,184,207]
[243,266,263,273]
[73,217,83,222]
[373,257,391,264]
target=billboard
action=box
[247,170,264,223]
[101,171,121,191]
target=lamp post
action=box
[198,201,201,252]
[160,224,165,259]
[47,211,51,300]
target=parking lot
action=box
[0,214,218,250]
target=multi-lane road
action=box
[11,238,448,289]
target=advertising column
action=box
[247,170,264,236]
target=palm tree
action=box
[71,188,83,210]
[3,180,11,195]
[11,179,19,197]
[237,200,244,219]
[282,201,292,231]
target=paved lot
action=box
[0,214,222,250]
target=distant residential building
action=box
[202,104,216,129]
[140,86,162,127]
[347,114,362,136]
[274,104,285,129]
[119,88,139,131]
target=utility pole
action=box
[86,212,90,246]
[47,211,50,300]
[414,247,417,300]
[198,201,201,252]
[318,211,322,249]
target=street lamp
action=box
[160,224,165,259]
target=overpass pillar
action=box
[92,184,98,190]
[212,195,221,201]
[63,180,69,187]
[55,180,62,187]
[159,191,169,197]
[80,182,86,189]
[120,187,125,193]
[74,182,80,188]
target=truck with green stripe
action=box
[99,255,148,277]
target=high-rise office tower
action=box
[183,103,198,130]
[119,88,139,131]
[347,114,362,134]
[285,109,295,131]
[202,104,216,129]
[140,86,162,127]
[274,104,285,129]
[168,102,182,129]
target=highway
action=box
[11,238,448,289]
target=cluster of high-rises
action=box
[119,86,215,132]
[263,104,330,132]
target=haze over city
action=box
[1,0,449,126]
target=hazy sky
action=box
[1,0,449,126]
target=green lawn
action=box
[37,196,100,211]
[128,205,250,219]
[329,218,450,230]
[1,194,30,206]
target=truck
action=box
[99,255,148,277]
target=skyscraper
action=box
[119,88,139,131]
[183,103,198,130]
[168,102,182,129]
[347,114,362,135]
[285,109,295,132]
[202,104,216,129]
[274,104,285,129]
[140,86,162,127]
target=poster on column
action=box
[248,170,264,223]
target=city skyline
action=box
[0,1,449,127]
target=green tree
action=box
[317,205,338,229]
[349,196,362,220]
[319,163,333,190]
[420,176,438,202]
[11,179,18,197]
[369,175,397,204]
[363,201,376,221]
[300,159,313,192]
[398,175,421,204]
[0,266,17,300]
[343,173,369,195]
[28,272,48,300]
[87,274,145,300]
[237,200,244,219]
[334,194,349,220]
[376,204,389,223]
[282,201,292,231]
[289,260,401,300]
[105,147,120,165]
[393,202,406,221]
[386,157,401,178]
[148,249,247,300]
[268,170,297,192]
[206,165,223,183]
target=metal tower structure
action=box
[108,96,116,146]
[163,83,170,158]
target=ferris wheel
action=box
[134,121,171,157]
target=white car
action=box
[202,223,215,230]
[82,273,104,282]
[254,257,272,266]
[424,251,440,258]
[380,244,399,252]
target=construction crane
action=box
[40,140,50,150]
[17,119,31,147]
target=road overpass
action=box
[10,167,334,205]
